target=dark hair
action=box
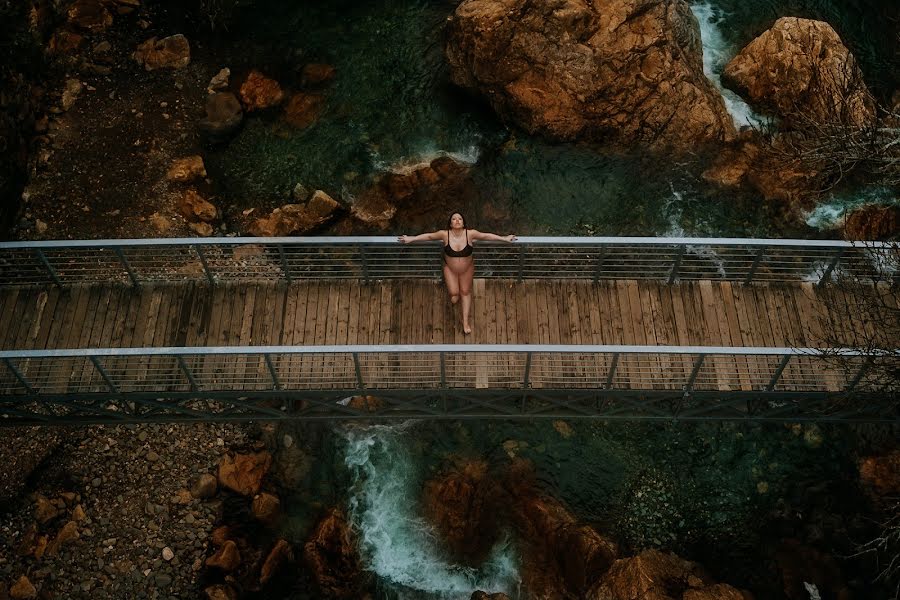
[447,212,466,229]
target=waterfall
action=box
[691,2,764,129]
[341,423,521,599]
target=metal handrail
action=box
[1,236,896,287]
[2,344,896,398]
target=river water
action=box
[202,1,898,597]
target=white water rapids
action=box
[341,423,521,599]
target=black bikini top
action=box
[444,228,473,257]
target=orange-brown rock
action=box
[502,459,617,597]
[240,70,284,112]
[218,451,272,496]
[134,35,191,71]
[301,63,336,86]
[248,191,341,237]
[252,492,282,527]
[702,134,824,206]
[9,575,37,600]
[46,521,79,555]
[843,205,900,240]
[588,549,711,599]
[206,539,241,572]
[189,221,214,236]
[210,525,230,547]
[284,93,324,128]
[179,189,218,223]
[683,585,750,600]
[34,495,59,524]
[67,0,112,32]
[723,18,875,127]
[204,584,238,600]
[859,449,900,504]
[471,593,511,600]
[775,539,850,600]
[422,459,503,566]
[260,539,293,585]
[350,157,476,230]
[167,156,207,183]
[199,92,244,143]
[347,395,384,412]
[445,0,734,150]
[303,508,368,598]
[48,30,84,55]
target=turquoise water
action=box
[198,1,898,597]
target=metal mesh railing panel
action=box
[3,238,895,287]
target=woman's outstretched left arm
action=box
[469,230,517,243]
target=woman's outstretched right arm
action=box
[398,231,444,244]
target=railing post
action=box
[817,248,844,287]
[277,244,292,284]
[90,356,118,393]
[113,247,140,288]
[4,358,35,394]
[522,351,532,388]
[604,353,619,389]
[684,354,705,395]
[359,244,370,284]
[193,244,215,286]
[264,353,282,390]
[352,352,365,390]
[767,354,791,391]
[439,352,446,388]
[177,355,200,392]
[668,245,685,284]
[34,249,63,288]
[745,247,765,284]
[593,247,607,283]
[517,245,526,283]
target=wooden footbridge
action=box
[0,236,897,425]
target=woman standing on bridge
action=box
[398,212,516,335]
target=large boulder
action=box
[260,539,293,585]
[502,460,617,597]
[422,459,503,566]
[134,35,191,71]
[303,508,369,598]
[199,92,244,143]
[859,449,900,505]
[206,539,241,572]
[843,205,900,240]
[588,549,724,599]
[445,0,734,150]
[178,189,219,223]
[722,17,874,127]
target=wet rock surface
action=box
[445,0,734,150]
[723,17,874,127]
[303,508,370,598]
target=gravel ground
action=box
[0,422,251,599]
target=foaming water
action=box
[341,423,520,599]
[372,145,482,174]
[804,186,899,230]
[691,2,764,129]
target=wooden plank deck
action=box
[0,280,855,352]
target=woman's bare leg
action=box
[459,263,475,334]
[443,264,460,304]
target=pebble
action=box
[146,451,159,462]
[162,547,174,561]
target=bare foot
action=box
[463,324,472,335]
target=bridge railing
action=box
[0,237,896,287]
[2,344,895,399]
